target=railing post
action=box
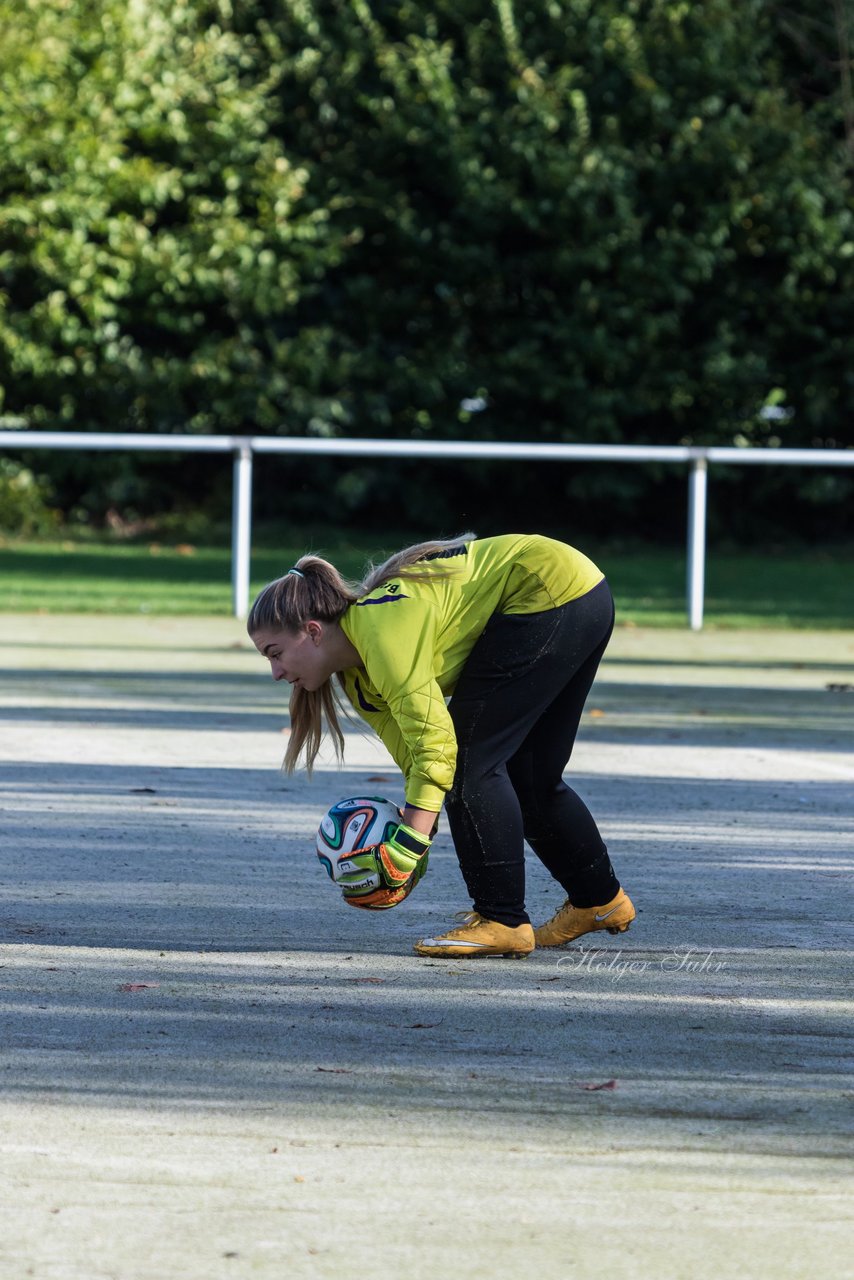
[231,441,253,620]
[687,455,708,631]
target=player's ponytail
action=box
[247,556,359,776]
[360,532,475,594]
[247,533,475,776]
[247,557,360,633]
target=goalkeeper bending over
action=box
[248,533,636,959]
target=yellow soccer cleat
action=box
[413,912,535,959]
[534,887,636,948]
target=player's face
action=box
[252,623,335,693]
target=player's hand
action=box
[341,823,431,910]
[379,822,431,886]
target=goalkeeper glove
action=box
[341,822,431,911]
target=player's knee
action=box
[447,759,505,814]
[516,776,568,822]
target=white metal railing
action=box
[1,430,852,628]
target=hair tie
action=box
[287,567,305,579]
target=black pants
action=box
[444,578,619,927]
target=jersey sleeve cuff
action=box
[403,783,445,813]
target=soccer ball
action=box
[316,796,402,891]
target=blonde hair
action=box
[247,533,475,774]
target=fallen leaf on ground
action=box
[365,775,391,782]
[345,977,385,984]
[405,1021,443,1029]
[118,983,160,992]
[316,1067,351,1073]
[130,787,157,794]
[581,1079,617,1091]
[588,708,606,718]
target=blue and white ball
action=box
[316,796,402,890]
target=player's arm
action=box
[346,595,457,813]
[402,804,439,837]
[339,669,414,780]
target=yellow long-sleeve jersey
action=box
[338,534,604,812]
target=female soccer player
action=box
[248,533,635,958]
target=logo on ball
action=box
[316,797,402,887]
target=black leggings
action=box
[444,578,619,927]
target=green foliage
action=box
[0,0,342,436]
[0,0,851,534]
[307,1,852,441]
[0,458,58,534]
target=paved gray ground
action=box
[1,614,852,1280]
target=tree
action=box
[0,0,342,513]
[0,0,850,536]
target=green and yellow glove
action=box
[340,822,431,911]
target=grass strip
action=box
[0,537,851,629]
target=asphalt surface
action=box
[1,614,852,1279]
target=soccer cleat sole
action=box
[606,922,632,935]
[414,946,533,959]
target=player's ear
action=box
[305,620,324,645]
